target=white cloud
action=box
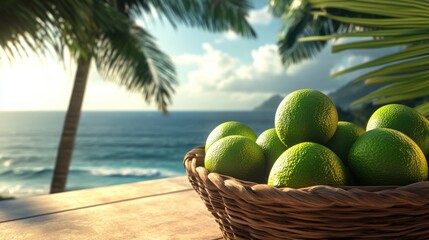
[170,43,284,110]
[170,42,401,110]
[177,43,240,91]
[247,5,273,25]
[250,44,283,74]
[171,89,271,110]
[171,54,200,65]
[223,30,239,40]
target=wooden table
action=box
[0,176,223,239]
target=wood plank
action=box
[0,176,192,223]
[0,188,222,239]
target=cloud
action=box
[171,42,401,110]
[223,30,239,41]
[171,89,272,110]
[176,43,240,91]
[171,54,200,65]
[247,5,273,25]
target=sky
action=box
[0,1,397,111]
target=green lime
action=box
[349,128,428,186]
[205,135,266,183]
[325,121,365,165]
[275,89,338,147]
[256,128,288,176]
[367,104,429,155]
[205,121,257,152]
[268,142,346,188]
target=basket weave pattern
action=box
[184,146,429,239]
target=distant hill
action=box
[328,81,382,110]
[254,95,283,112]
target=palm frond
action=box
[0,0,94,61]
[269,0,294,17]
[415,101,429,116]
[117,0,256,38]
[331,44,429,78]
[303,0,429,115]
[272,0,370,66]
[277,17,335,66]
[299,29,429,42]
[94,5,176,112]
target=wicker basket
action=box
[183,146,429,239]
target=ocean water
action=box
[0,111,273,197]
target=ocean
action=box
[0,111,273,197]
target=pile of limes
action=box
[204,89,429,188]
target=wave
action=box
[0,166,180,178]
[0,184,48,198]
[87,167,178,177]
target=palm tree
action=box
[270,0,429,116]
[49,0,257,193]
[1,0,257,194]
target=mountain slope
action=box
[254,95,284,112]
[328,81,382,110]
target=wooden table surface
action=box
[0,176,222,240]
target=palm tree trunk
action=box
[50,55,91,193]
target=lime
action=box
[367,104,429,155]
[205,135,266,183]
[205,121,257,152]
[349,128,428,186]
[268,142,346,188]
[256,128,288,176]
[325,121,365,165]
[275,89,338,147]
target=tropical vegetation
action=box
[270,0,429,116]
[0,0,257,193]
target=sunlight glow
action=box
[0,57,73,110]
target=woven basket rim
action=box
[184,146,429,207]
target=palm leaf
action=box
[415,101,429,116]
[94,5,176,112]
[353,80,429,105]
[272,0,374,66]
[353,57,429,83]
[275,0,327,66]
[0,0,95,60]
[118,0,256,38]
[299,29,429,42]
[269,0,294,17]
[303,0,429,116]
[331,43,429,78]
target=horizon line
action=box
[0,109,261,113]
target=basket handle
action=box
[183,146,205,168]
